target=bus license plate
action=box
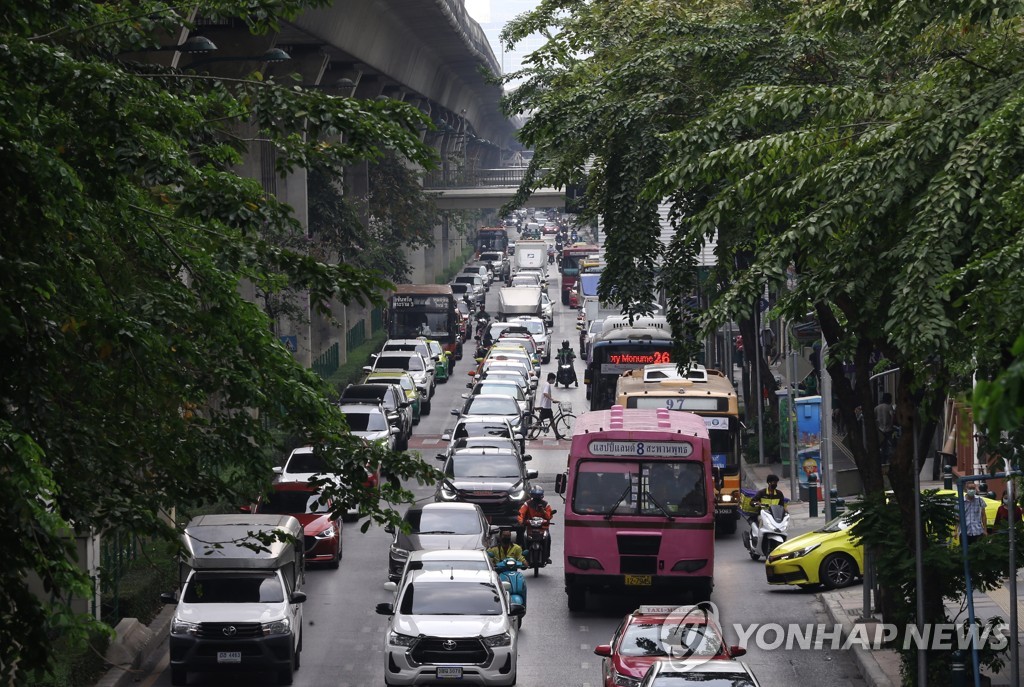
[217,651,241,664]
[437,666,463,679]
[624,575,652,586]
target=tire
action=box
[294,633,301,669]
[764,538,780,556]
[170,666,186,686]
[543,353,550,364]
[567,586,586,612]
[422,398,432,415]
[553,414,575,440]
[525,412,543,440]
[819,553,858,589]
[748,550,760,561]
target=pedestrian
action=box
[734,335,744,366]
[994,491,1023,529]
[760,327,776,363]
[874,392,895,462]
[537,372,555,433]
[961,481,989,544]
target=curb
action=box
[818,592,895,687]
[94,605,174,687]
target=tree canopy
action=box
[1,1,439,681]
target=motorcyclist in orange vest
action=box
[518,486,553,564]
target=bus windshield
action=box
[390,311,452,341]
[571,460,706,517]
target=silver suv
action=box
[376,566,523,686]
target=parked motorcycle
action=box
[742,504,790,560]
[493,557,527,627]
[524,511,555,577]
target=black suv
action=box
[433,448,537,527]
[338,383,413,451]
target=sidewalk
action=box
[746,462,1023,686]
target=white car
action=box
[273,445,379,521]
[376,565,523,686]
[337,403,399,452]
[506,316,549,363]
[540,292,554,327]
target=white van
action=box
[161,515,307,686]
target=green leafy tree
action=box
[0,1,440,681]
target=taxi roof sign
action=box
[637,605,684,615]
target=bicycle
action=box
[526,401,576,440]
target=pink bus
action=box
[553,406,714,611]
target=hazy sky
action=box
[465,0,545,79]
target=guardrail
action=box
[422,167,544,189]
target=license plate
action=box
[715,508,734,517]
[437,666,463,679]
[217,651,241,664]
[624,574,652,586]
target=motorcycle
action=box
[493,557,527,627]
[524,511,555,577]
[556,357,577,388]
[474,315,490,341]
[742,504,790,560]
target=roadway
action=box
[137,236,865,686]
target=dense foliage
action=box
[501,1,1024,682]
[0,1,440,681]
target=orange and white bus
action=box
[553,407,714,611]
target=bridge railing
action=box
[422,167,547,189]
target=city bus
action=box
[553,407,714,610]
[387,285,461,359]
[476,227,509,255]
[615,366,743,534]
[585,316,674,410]
[559,243,599,304]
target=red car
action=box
[254,482,343,569]
[593,605,745,687]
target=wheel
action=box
[170,666,186,686]
[525,412,543,440]
[567,586,586,612]
[819,553,858,589]
[294,633,301,669]
[533,563,540,578]
[748,550,760,560]
[543,353,550,364]
[764,538,780,556]
[553,414,575,440]
[422,398,432,415]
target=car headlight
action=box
[315,526,336,540]
[390,544,409,560]
[773,544,820,561]
[388,631,418,647]
[439,483,459,501]
[613,672,641,687]
[263,618,291,636]
[719,494,733,503]
[170,618,199,636]
[483,631,512,647]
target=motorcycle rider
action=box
[474,305,491,340]
[518,486,553,564]
[487,528,527,567]
[556,340,578,387]
[751,474,788,514]
[547,244,556,264]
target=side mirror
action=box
[729,645,747,657]
[450,409,461,416]
[550,509,558,515]
[239,504,252,513]
[466,383,474,389]
[375,602,394,616]
[489,525,501,536]
[435,454,447,462]
[527,469,539,479]
[461,393,470,399]
[362,365,372,373]
[593,645,612,657]
[384,581,398,592]
[390,426,400,435]
[513,433,524,441]
[160,592,177,605]
[272,466,283,475]
[384,523,395,534]
[441,433,451,441]
[523,454,533,462]
[289,591,307,604]
[509,603,526,618]
[554,473,567,495]
[502,580,512,594]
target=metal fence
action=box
[99,529,140,621]
[422,167,540,189]
[371,307,384,334]
[312,342,340,379]
[346,320,366,352]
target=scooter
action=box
[742,504,790,560]
[523,511,555,577]
[556,357,577,388]
[493,557,527,627]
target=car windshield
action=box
[406,508,483,535]
[257,490,328,515]
[373,376,414,393]
[385,343,430,358]
[399,582,502,615]
[454,423,512,440]
[481,373,526,388]
[466,397,520,416]
[183,572,284,604]
[454,276,479,286]
[449,454,521,479]
[818,515,854,533]
[516,321,545,335]
[284,451,327,474]
[477,383,522,399]
[376,355,422,372]
[619,622,724,658]
[344,410,388,432]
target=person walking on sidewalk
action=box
[994,491,1023,529]
[961,481,989,544]
[874,392,896,463]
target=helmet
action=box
[561,340,570,348]
[530,486,544,503]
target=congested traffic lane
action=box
[144,238,863,686]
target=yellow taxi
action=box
[765,490,999,589]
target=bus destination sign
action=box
[391,295,450,310]
[588,440,693,458]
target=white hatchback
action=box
[376,566,523,686]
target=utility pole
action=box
[820,335,833,519]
